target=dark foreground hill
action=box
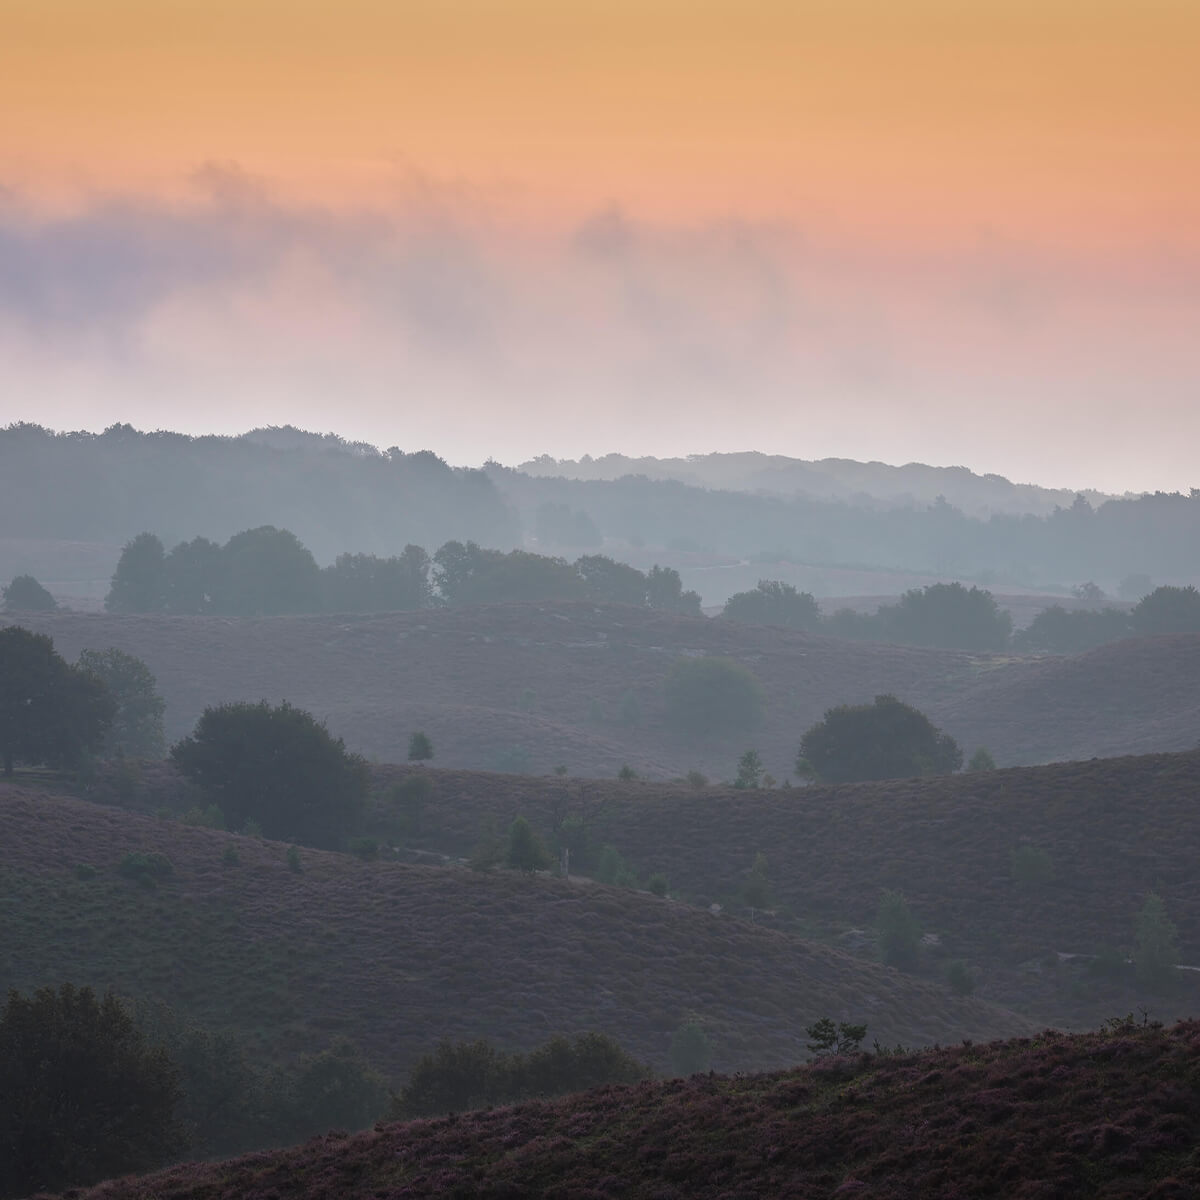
[0,786,1031,1082]
[49,1019,1200,1200]
[8,605,1200,778]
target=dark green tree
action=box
[721,580,820,630]
[1,574,56,612]
[574,554,649,605]
[320,546,431,613]
[646,564,703,616]
[407,730,434,761]
[664,655,766,742]
[506,815,551,873]
[879,582,1012,651]
[170,700,368,849]
[805,1017,867,1057]
[105,532,167,613]
[0,984,184,1198]
[1131,585,1200,635]
[278,1037,389,1140]
[734,748,764,789]
[0,627,114,775]
[76,647,166,758]
[218,526,322,615]
[798,694,962,784]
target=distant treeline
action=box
[719,579,1200,654]
[5,424,1200,590]
[105,528,703,616]
[0,423,518,560]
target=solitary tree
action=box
[0,627,114,775]
[664,656,766,742]
[105,532,168,613]
[734,749,765,789]
[170,700,368,849]
[798,694,962,784]
[0,984,184,1198]
[721,580,820,630]
[77,648,166,759]
[506,815,552,874]
[1,574,56,612]
[407,730,434,761]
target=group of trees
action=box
[722,578,1200,655]
[0,630,166,774]
[105,528,702,616]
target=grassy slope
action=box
[347,749,1200,1030]
[53,1019,1200,1200]
[0,785,1031,1083]
[7,606,1200,779]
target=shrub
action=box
[734,749,764,789]
[118,850,174,888]
[348,835,380,860]
[967,747,996,771]
[647,872,669,898]
[406,730,434,762]
[595,844,639,888]
[506,816,551,874]
[877,889,921,970]
[685,769,709,789]
[286,845,303,873]
[617,764,639,780]
[74,862,97,881]
[668,1019,712,1075]
[664,656,766,742]
[387,772,434,839]
[181,803,225,830]
[721,580,820,630]
[743,852,772,910]
[494,744,532,774]
[221,845,240,867]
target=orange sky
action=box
[2,1,1198,491]
[4,0,1198,244]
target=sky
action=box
[1,0,1197,493]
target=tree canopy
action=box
[170,700,368,848]
[1,574,56,612]
[0,984,183,1198]
[798,693,962,784]
[0,627,114,775]
[721,580,820,630]
[663,655,765,742]
[76,647,166,759]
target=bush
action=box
[1,573,56,612]
[0,984,183,1197]
[721,580,820,630]
[406,730,434,761]
[180,803,225,830]
[595,844,639,888]
[170,700,368,850]
[743,852,771,909]
[286,845,303,873]
[664,656,766,742]
[967,747,996,772]
[647,872,669,897]
[799,694,962,784]
[221,845,240,867]
[877,889,921,970]
[685,769,709,789]
[74,862,97,880]
[734,748,764,789]
[617,764,639,780]
[348,835,380,860]
[506,816,551,874]
[118,850,174,888]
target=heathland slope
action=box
[8,605,1200,777]
[0,786,1031,1082]
[52,1020,1200,1199]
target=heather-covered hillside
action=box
[48,1019,1200,1200]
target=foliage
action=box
[119,850,175,888]
[1131,584,1200,635]
[493,744,532,774]
[391,1032,648,1119]
[287,844,303,873]
[647,872,669,897]
[219,525,323,615]
[1,573,56,612]
[0,984,183,1198]
[617,763,639,780]
[882,582,1013,651]
[77,647,167,759]
[594,843,640,888]
[1012,604,1132,653]
[734,748,764,789]
[321,546,431,613]
[575,554,648,605]
[106,532,168,613]
[407,730,434,761]
[663,655,766,742]
[967,746,996,771]
[668,1018,712,1075]
[686,769,709,789]
[1133,892,1180,993]
[280,1036,390,1140]
[170,700,368,850]
[721,579,820,630]
[798,693,962,784]
[506,815,552,873]
[645,564,703,616]
[945,959,976,995]
[805,1016,867,1057]
[535,501,602,548]
[876,889,921,970]
[0,626,115,775]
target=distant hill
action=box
[0,784,1031,1084]
[7,605,1200,778]
[517,449,1115,517]
[52,1019,1200,1199]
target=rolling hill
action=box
[6,604,1200,779]
[0,784,1032,1084]
[48,1018,1200,1199]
